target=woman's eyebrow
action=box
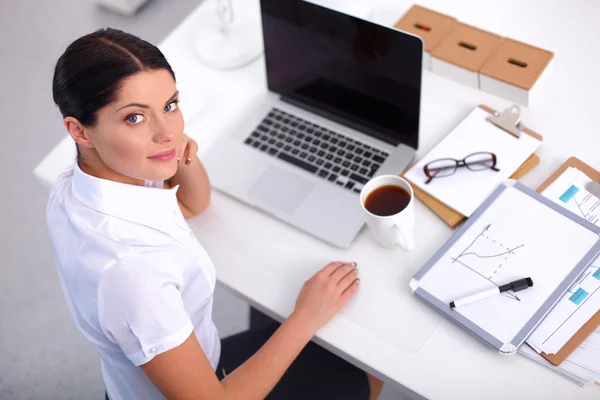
[116,102,148,112]
[165,90,179,104]
[115,90,179,112]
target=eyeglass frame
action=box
[423,152,500,184]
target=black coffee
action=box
[364,185,411,216]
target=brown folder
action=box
[403,104,542,228]
[535,157,600,366]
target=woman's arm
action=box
[167,135,211,219]
[141,310,314,400]
[140,262,359,400]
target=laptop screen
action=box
[260,0,423,149]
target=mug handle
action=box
[393,225,415,252]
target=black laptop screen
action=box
[260,0,422,149]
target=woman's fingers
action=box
[183,141,191,165]
[176,140,186,166]
[337,267,358,291]
[184,141,190,159]
[319,261,345,277]
[294,261,361,330]
[181,134,197,166]
[340,278,360,301]
[329,262,356,284]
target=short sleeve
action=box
[98,253,194,366]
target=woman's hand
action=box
[168,133,211,218]
[292,262,360,333]
[177,133,199,167]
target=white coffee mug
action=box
[360,175,415,251]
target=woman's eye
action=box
[164,101,179,112]
[126,114,144,124]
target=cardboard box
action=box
[480,38,554,106]
[394,5,457,70]
[431,23,504,88]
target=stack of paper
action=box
[518,167,600,386]
[520,338,600,387]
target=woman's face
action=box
[86,69,184,182]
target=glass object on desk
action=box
[423,152,500,184]
[192,0,263,70]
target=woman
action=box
[47,28,383,400]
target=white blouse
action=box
[46,161,220,400]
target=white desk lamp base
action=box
[192,20,263,71]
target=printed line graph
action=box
[452,224,525,301]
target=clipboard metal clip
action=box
[486,105,523,138]
[586,181,600,199]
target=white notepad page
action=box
[405,107,542,217]
[418,185,599,344]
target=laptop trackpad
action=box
[248,167,315,215]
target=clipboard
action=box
[404,104,542,228]
[535,157,600,366]
[411,180,600,354]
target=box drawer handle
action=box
[458,41,477,51]
[414,23,431,32]
[508,58,528,68]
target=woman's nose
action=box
[153,116,176,143]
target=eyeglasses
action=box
[423,152,500,184]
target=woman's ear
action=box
[64,117,95,150]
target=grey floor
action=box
[0,0,403,398]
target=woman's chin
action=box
[145,162,178,182]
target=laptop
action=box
[202,0,423,248]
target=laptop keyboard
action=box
[243,108,389,194]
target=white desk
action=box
[35,1,600,398]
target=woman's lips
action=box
[148,148,176,161]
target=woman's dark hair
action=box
[52,28,176,160]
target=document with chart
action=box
[527,256,600,355]
[528,166,600,355]
[410,181,600,353]
[517,165,600,386]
